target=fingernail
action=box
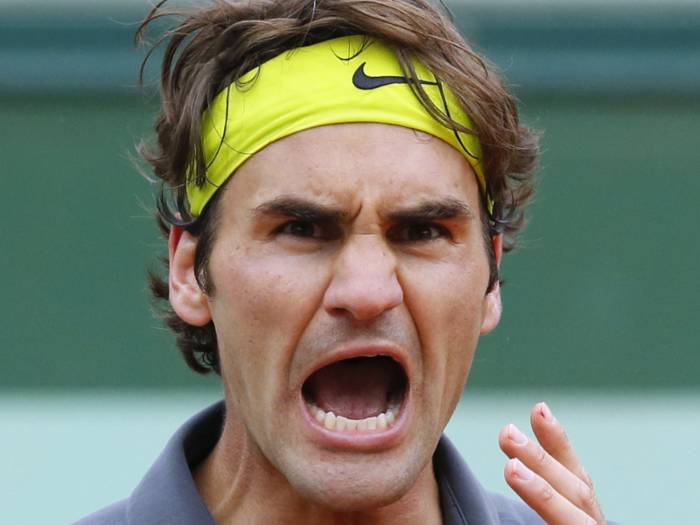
[540,402,555,423]
[508,424,528,445]
[512,458,535,481]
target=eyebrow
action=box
[252,196,348,223]
[385,197,474,224]
[252,195,474,224]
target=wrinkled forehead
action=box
[217,123,481,218]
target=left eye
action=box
[393,223,446,242]
[278,220,324,238]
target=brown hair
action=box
[137,0,539,375]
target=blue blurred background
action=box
[1,0,698,523]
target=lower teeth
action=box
[308,403,399,431]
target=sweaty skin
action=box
[169,123,606,525]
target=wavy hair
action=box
[136,0,539,374]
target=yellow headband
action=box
[189,35,485,216]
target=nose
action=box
[323,234,403,321]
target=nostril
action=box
[323,235,402,319]
[323,274,403,320]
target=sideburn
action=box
[480,200,500,294]
[190,189,225,296]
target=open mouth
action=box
[302,356,408,432]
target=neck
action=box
[194,404,443,525]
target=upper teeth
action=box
[308,403,400,431]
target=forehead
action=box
[221,123,480,213]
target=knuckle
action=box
[560,432,573,450]
[577,483,598,513]
[539,482,557,505]
[580,466,594,487]
[574,514,596,525]
[533,444,550,469]
[576,481,606,523]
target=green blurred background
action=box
[1,1,699,524]
[2,0,699,389]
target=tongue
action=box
[309,357,393,420]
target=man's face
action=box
[174,123,501,509]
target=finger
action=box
[530,402,589,484]
[499,423,600,518]
[504,458,598,525]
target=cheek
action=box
[400,258,489,407]
[402,256,489,340]
[208,248,331,393]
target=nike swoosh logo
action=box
[352,62,438,90]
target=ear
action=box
[169,226,212,327]
[480,234,502,335]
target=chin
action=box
[285,459,421,512]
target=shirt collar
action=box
[126,401,501,525]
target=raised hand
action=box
[499,402,606,525]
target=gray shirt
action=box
[72,402,619,525]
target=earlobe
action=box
[169,226,212,327]
[481,234,503,335]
